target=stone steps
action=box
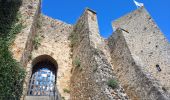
[25,96,58,100]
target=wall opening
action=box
[28,55,58,96]
[156,64,161,72]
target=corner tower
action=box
[108,7,170,99]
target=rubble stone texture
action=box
[9,0,170,99]
[109,7,170,100]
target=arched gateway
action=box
[28,55,58,97]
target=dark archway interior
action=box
[32,61,57,79]
[32,55,58,69]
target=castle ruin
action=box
[1,0,170,100]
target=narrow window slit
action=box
[156,64,161,72]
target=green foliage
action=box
[61,96,65,100]
[28,53,32,60]
[37,16,42,29]
[63,88,70,93]
[0,0,26,99]
[107,79,118,89]
[33,34,41,50]
[7,22,23,45]
[69,32,78,48]
[73,58,81,68]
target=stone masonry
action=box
[70,9,128,100]
[108,7,170,100]
[9,0,170,99]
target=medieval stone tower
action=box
[1,0,170,100]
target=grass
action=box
[73,58,81,68]
[37,16,42,29]
[33,34,41,50]
[61,97,65,100]
[69,31,78,48]
[28,53,32,61]
[107,79,118,89]
[63,88,70,93]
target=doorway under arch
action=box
[28,55,58,96]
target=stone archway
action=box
[27,55,60,99]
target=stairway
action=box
[25,96,58,100]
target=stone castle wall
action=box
[108,7,170,99]
[70,9,128,100]
[11,0,41,67]
[11,0,74,99]
[8,1,170,99]
[10,1,42,99]
[24,15,73,99]
[108,29,170,100]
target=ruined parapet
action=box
[70,8,129,100]
[108,7,170,99]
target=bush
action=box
[0,0,26,99]
[107,79,118,89]
[69,31,78,48]
[33,34,41,49]
[73,58,81,68]
[63,88,70,93]
[61,97,65,100]
[37,16,42,29]
[28,53,32,60]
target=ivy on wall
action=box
[0,0,25,99]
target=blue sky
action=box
[42,0,170,41]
